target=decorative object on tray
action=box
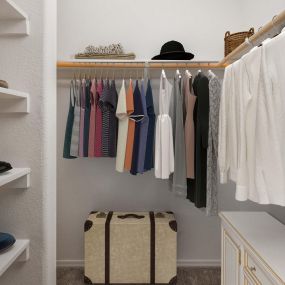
[0,161,13,173]
[152,40,195,60]
[75,43,136,59]
[0,232,16,253]
[224,28,254,56]
[0,80,9,89]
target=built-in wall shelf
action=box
[0,0,30,36]
[0,87,30,113]
[0,239,30,276]
[0,168,31,189]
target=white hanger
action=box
[176,69,182,79]
[185,69,192,77]
[162,69,166,79]
[208,69,215,79]
[197,69,202,74]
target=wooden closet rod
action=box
[219,9,285,65]
[57,61,225,69]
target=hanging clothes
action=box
[124,80,135,170]
[184,75,196,179]
[183,75,197,201]
[238,47,262,202]
[219,61,241,187]
[99,80,111,157]
[206,73,221,216]
[218,28,285,206]
[155,71,174,179]
[254,30,285,206]
[137,80,149,174]
[70,79,81,157]
[99,80,118,157]
[190,72,209,208]
[170,73,187,195]
[79,79,86,157]
[108,80,118,157]
[63,80,77,159]
[218,65,232,184]
[116,80,128,172]
[88,79,97,157]
[130,80,145,175]
[83,79,91,157]
[94,80,103,157]
[144,80,156,172]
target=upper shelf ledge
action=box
[0,87,30,113]
[0,0,30,36]
[0,168,31,189]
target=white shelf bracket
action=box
[0,168,31,189]
[3,172,31,189]
[0,87,30,113]
[17,245,30,262]
[0,240,30,276]
[0,0,30,36]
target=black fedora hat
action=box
[152,40,194,60]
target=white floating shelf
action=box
[0,239,30,276]
[0,168,31,189]
[0,87,30,113]
[0,0,30,36]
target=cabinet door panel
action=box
[243,269,256,285]
[222,229,241,285]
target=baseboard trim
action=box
[178,259,221,267]
[57,259,221,268]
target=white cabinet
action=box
[222,229,240,285]
[220,212,285,285]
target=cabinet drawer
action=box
[244,249,282,285]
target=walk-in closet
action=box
[0,1,285,285]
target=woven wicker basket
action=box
[224,28,254,56]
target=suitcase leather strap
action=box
[105,211,113,284]
[105,212,156,285]
[149,211,155,284]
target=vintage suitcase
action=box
[84,211,177,285]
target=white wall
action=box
[0,0,56,285]
[240,0,285,31]
[57,0,285,266]
[58,0,244,61]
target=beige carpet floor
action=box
[57,267,221,285]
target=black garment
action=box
[83,79,91,157]
[188,73,209,208]
[144,80,156,171]
[63,80,77,159]
[108,80,118,157]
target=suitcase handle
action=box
[117,214,145,219]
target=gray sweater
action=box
[206,75,221,215]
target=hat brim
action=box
[151,51,194,60]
